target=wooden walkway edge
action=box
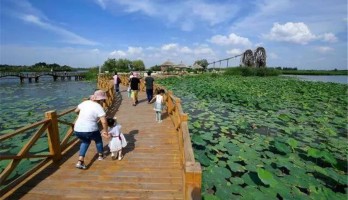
[3,86,185,199]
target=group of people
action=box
[73,71,165,169]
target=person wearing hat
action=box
[74,90,109,169]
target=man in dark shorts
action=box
[144,71,154,103]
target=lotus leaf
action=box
[321,151,337,165]
[202,194,221,200]
[228,162,246,173]
[240,186,265,199]
[215,182,240,199]
[230,177,244,185]
[191,134,207,146]
[274,141,291,154]
[224,143,239,155]
[287,138,298,151]
[256,168,278,187]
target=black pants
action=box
[146,89,153,102]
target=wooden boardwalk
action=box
[4,86,184,199]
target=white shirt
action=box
[156,95,163,104]
[74,100,106,132]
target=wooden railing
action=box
[0,78,115,196]
[118,74,202,200]
[163,90,202,200]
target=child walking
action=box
[151,89,165,123]
[107,117,127,160]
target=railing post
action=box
[45,110,62,162]
[185,162,202,200]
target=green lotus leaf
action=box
[230,177,244,185]
[217,161,227,167]
[228,162,245,173]
[202,194,221,200]
[195,150,211,167]
[321,151,337,165]
[215,181,239,199]
[278,113,291,122]
[208,166,231,180]
[191,134,207,146]
[274,141,291,154]
[192,121,201,128]
[256,168,278,187]
[240,186,265,199]
[287,138,298,151]
[224,143,239,155]
[244,163,258,172]
[307,148,321,158]
[325,168,348,185]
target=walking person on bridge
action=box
[151,89,165,123]
[113,72,121,94]
[74,90,109,169]
[130,72,140,106]
[107,117,127,160]
[145,71,155,103]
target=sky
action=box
[0,0,347,70]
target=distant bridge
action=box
[0,71,86,83]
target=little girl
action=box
[151,89,165,123]
[107,117,127,160]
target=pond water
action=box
[0,78,96,133]
[282,75,348,84]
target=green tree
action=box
[132,60,145,71]
[102,58,117,72]
[149,65,161,71]
[194,59,209,71]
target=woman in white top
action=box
[74,90,109,169]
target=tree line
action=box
[0,62,75,72]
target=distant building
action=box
[160,60,175,71]
[192,63,203,70]
[175,61,187,71]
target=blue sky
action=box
[0,0,347,69]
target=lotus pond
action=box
[157,74,347,199]
[0,79,96,188]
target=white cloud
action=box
[180,46,192,53]
[95,0,106,9]
[10,1,98,46]
[193,46,214,56]
[320,33,338,43]
[315,46,334,53]
[161,43,179,51]
[210,33,252,47]
[110,50,126,57]
[190,1,237,26]
[127,47,143,55]
[226,48,243,56]
[264,22,317,45]
[108,0,238,31]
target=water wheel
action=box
[241,49,254,67]
[254,47,266,68]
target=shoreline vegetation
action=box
[1,63,347,80]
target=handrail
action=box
[0,77,116,196]
[118,74,202,200]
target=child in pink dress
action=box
[107,117,127,160]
